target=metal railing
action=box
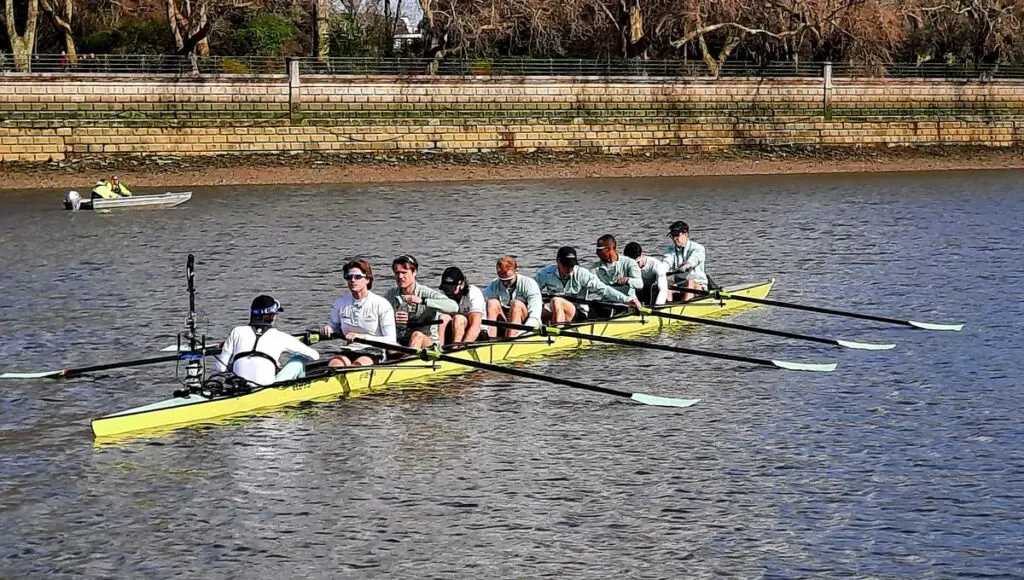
[3,54,1024,80]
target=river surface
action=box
[1,170,1022,578]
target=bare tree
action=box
[41,0,76,63]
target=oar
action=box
[0,348,223,380]
[351,337,699,408]
[482,320,836,372]
[160,329,326,352]
[670,286,963,331]
[637,306,894,350]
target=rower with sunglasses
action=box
[321,259,396,367]
[384,254,459,350]
[482,255,543,339]
[662,220,708,302]
[535,246,642,324]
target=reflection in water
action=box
[1,170,1023,577]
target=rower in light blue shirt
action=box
[662,220,708,302]
[535,246,641,324]
[585,234,643,300]
[483,255,544,338]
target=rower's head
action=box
[556,246,578,276]
[392,254,419,289]
[249,294,282,325]
[669,221,690,246]
[496,255,518,287]
[439,266,468,299]
[596,234,618,263]
[344,259,374,291]
[623,241,645,266]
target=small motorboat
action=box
[64,190,193,211]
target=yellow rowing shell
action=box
[92,279,774,442]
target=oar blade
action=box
[909,320,964,332]
[771,360,837,372]
[630,393,701,408]
[835,339,897,351]
[0,370,64,380]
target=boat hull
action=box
[92,279,774,441]
[66,191,192,211]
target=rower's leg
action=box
[682,280,706,302]
[408,331,434,350]
[328,355,353,367]
[506,301,529,337]
[437,313,452,347]
[550,297,576,324]
[451,314,468,343]
[352,356,375,366]
[485,299,503,338]
[276,356,308,381]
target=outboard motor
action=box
[63,190,82,211]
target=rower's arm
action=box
[213,329,238,372]
[284,334,320,362]
[377,303,398,344]
[625,259,644,290]
[654,260,669,305]
[582,268,630,304]
[523,278,544,327]
[420,287,459,314]
[683,244,705,271]
[327,302,343,334]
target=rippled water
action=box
[1,171,1022,578]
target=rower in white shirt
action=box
[214,295,320,386]
[437,266,486,346]
[321,259,397,367]
[623,241,669,306]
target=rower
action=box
[586,234,643,306]
[384,254,459,349]
[535,246,641,323]
[213,295,320,386]
[482,255,543,338]
[623,241,669,306]
[321,259,396,366]
[437,266,486,345]
[662,220,708,302]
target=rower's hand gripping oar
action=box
[634,305,895,351]
[671,286,964,332]
[350,337,700,408]
[1,330,329,381]
[483,319,836,372]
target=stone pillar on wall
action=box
[288,58,302,125]
[823,62,833,120]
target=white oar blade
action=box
[771,360,837,372]
[1,370,64,380]
[909,320,964,332]
[630,393,700,408]
[836,339,896,351]
[161,344,184,352]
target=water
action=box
[1,171,1022,578]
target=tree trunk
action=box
[41,0,78,64]
[314,0,330,59]
[5,0,41,71]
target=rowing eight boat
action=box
[90,279,774,441]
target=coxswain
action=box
[384,254,459,349]
[662,221,708,302]
[436,266,486,345]
[482,255,543,338]
[623,241,669,306]
[535,246,641,323]
[213,295,320,386]
[321,259,396,366]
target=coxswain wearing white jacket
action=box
[214,295,320,386]
[321,259,397,367]
[623,241,669,306]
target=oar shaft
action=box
[645,307,837,346]
[483,319,779,368]
[64,347,224,378]
[679,287,918,327]
[354,338,636,401]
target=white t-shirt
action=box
[214,326,320,386]
[457,285,486,319]
[329,291,397,344]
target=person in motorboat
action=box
[482,255,543,339]
[384,254,459,350]
[321,259,397,367]
[213,295,320,386]
[662,220,709,302]
[535,246,642,324]
[92,175,133,199]
[437,266,486,346]
[623,241,669,306]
